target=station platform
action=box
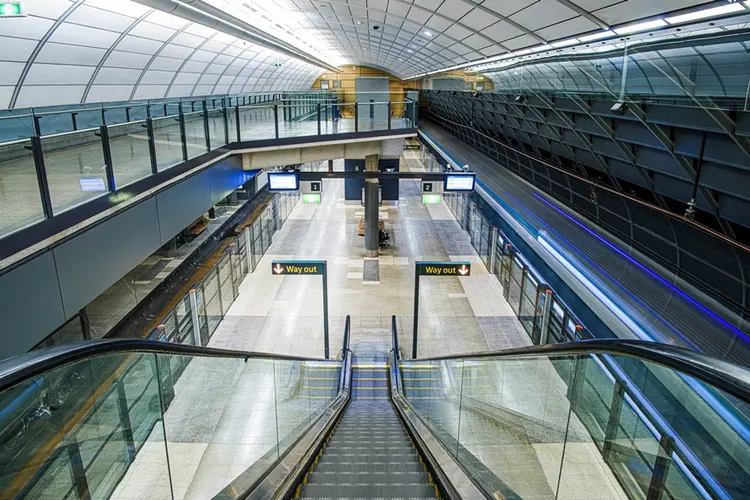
[104,152,625,500]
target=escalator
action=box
[297,343,438,499]
[2,317,750,499]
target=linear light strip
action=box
[532,192,749,342]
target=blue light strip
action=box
[531,192,749,343]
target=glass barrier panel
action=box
[0,139,46,237]
[152,115,184,171]
[41,130,109,214]
[108,121,152,188]
[0,353,168,500]
[238,105,276,141]
[183,111,207,159]
[38,112,77,136]
[0,113,36,143]
[507,262,523,316]
[610,355,749,499]
[227,107,238,143]
[207,109,226,149]
[218,255,235,316]
[203,269,223,336]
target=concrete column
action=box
[364,154,380,257]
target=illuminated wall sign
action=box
[303,193,322,204]
[416,261,471,276]
[268,172,299,191]
[444,174,476,192]
[79,178,107,192]
[0,2,24,17]
[422,194,441,204]
[272,260,325,275]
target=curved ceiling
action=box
[200,0,713,79]
[0,0,325,109]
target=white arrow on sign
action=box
[458,265,469,276]
[273,263,284,274]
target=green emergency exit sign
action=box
[0,2,23,17]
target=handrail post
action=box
[317,103,321,135]
[274,104,279,139]
[647,435,675,500]
[98,125,117,193]
[203,98,211,151]
[235,104,241,142]
[178,102,188,161]
[602,378,627,463]
[354,101,358,132]
[71,112,78,131]
[28,135,53,219]
[387,101,392,129]
[67,438,91,500]
[222,97,230,145]
[144,104,158,174]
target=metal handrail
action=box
[0,339,332,393]
[401,338,750,404]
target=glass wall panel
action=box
[183,111,207,159]
[0,139,45,237]
[42,130,108,214]
[152,115,184,170]
[108,121,152,188]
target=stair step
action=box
[299,483,436,498]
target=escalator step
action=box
[314,462,426,474]
[299,483,437,498]
[305,472,429,485]
[318,453,421,464]
[323,445,415,454]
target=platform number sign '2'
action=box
[412,261,471,358]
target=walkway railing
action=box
[0,91,417,244]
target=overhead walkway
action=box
[1,317,749,499]
[0,91,417,264]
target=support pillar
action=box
[328,159,334,172]
[364,154,380,258]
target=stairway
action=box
[296,340,439,499]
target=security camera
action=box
[373,25,380,30]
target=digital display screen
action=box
[268,172,299,191]
[79,178,107,192]
[444,174,475,192]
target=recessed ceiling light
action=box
[424,31,432,37]
[357,20,362,24]
[551,38,579,48]
[579,30,616,42]
[613,19,667,35]
[665,3,744,24]
[407,49,413,53]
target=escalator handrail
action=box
[391,314,400,361]
[0,339,331,393]
[403,338,750,403]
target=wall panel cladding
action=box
[156,170,213,244]
[0,251,66,356]
[421,89,750,317]
[54,197,162,318]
